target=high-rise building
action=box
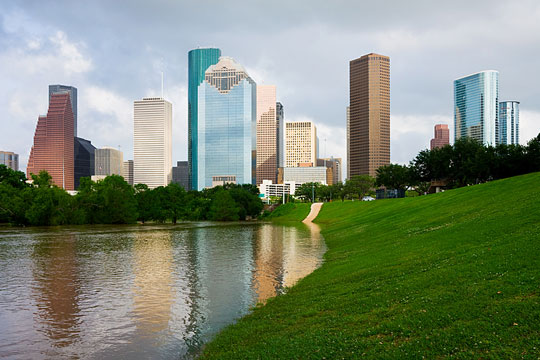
[74,137,95,189]
[188,47,222,190]
[133,97,172,189]
[430,124,450,150]
[172,161,189,190]
[0,151,19,171]
[95,147,123,176]
[194,56,256,190]
[285,121,317,168]
[317,157,342,185]
[123,160,134,185]
[256,85,278,185]
[346,106,350,180]
[49,85,77,137]
[349,53,390,178]
[454,70,499,145]
[499,101,520,145]
[276,102,284,168]
[27,93,74,190]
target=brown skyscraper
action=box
[430,124,450,150]
[27,93,75,190]
[349,53,390,177]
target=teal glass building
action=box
[498,101,520,145]
[196,56,256,190]
[454,70,499,145]
[188,48,221,190]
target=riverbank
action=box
[200,172,540,358]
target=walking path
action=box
[302,202,324,224]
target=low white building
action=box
[258,180,301,200]
[280,166,330,185]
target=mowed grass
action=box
[265,202,312,223]
[201,173,540,359]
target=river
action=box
[0,222,325,359]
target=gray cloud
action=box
[1,0,539,174]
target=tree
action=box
[208,190,240,221]
[165,183,187,224]
[345,175,375,199]
[295,182,320,202]
[375,164,410,191]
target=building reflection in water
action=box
[31,234,81,351]
[282,222,325,288]
[132,230,175,341]
[252,222,325,302]
[252,224,285,303]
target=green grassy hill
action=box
[201,173,540,359]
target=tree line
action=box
[290,134,540,202]
[0,168,263,226]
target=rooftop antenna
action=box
[161,71,164,99]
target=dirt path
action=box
[302,202,324,224]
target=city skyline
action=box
[1,1,540,180]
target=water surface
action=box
[0,222,325,359]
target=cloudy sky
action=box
[1,0,539,175]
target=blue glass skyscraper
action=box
[499,101,520,145]
[188,48,221,190]
[196,56,256,190]
[454,70,499,145]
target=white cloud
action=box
[49,31,92,74]
[520,110,540,145]
[78,86,133,156]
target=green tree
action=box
[375,164,410,191]
[345,175,375,199]
[208,190,240,221]
[165,183,187,224]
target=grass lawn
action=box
[264,202,312,223]
[201,173,540,359]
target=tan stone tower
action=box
[256,85,277,185]
[349,53,390,177]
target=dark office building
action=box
[74,137,95,190]
[172,161,189,190]
[49,84,78,137]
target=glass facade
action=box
[0,151,19,171]
[188,48,221,190]
[196,57,256,190]
[454,70,499,145]
[74,137,95,190]
[498,101,520,145]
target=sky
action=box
[1,0,539,177]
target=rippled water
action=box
[0,222,325,359]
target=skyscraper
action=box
[95,147,124,176]
[454,70,499,145]
[285,121,317,168]
[133,97,172,189]
[123,160,134,186]
[430,124,450,150]
[256,85,277,185]
[195,56,256,190]
[317,157,342,185]
[346,106,350,180]
[188,47,222,190]
[0,151,19,171]
[276,102,284,168]
[349,53,390,178]
[74,137,95,189]
[172,161,189,190]
[499,101,520,145]
[49,85,77,137]
[27,92,75,190]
